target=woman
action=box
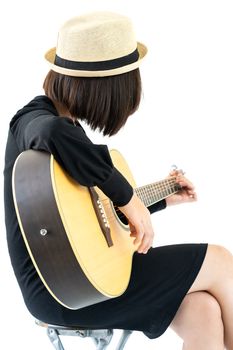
[4,12,233,349]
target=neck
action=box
[134,178,181,207]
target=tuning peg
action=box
[171,164,178,171]
[170,165,185,175]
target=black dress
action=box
[4,96,208,339]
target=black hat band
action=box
[54,48,139,71]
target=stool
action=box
[36,319,133,350]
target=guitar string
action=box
[93,178,181,223]
[136,180,179,205]
[136,177,177,190]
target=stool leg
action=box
[115,330,133,350]
[47,328,65,350]
[91,330,113,350]
[95,338,111,350]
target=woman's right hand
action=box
[118,193,155,254]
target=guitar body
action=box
[12,149,136,309]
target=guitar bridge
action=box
[89,187,113,247]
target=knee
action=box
[171,291,223,336]
[209,244,233,270]
[171,292,224,348]
[193,291,222,322]
[210,244,232,258]
[185,291,222,321]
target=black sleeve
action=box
[12,114,133,207]
[148,199,167,214]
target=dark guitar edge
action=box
[12,150,109,310]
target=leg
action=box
[170,291,224,350]
[187,244,233,349]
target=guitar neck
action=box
[134,178,181,208]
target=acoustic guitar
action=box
[12,149,181,310]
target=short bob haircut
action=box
[43,69,141,136]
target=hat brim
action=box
[44,42,147,77]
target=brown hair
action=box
[43,69,141,136]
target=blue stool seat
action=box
[35,319,133,350]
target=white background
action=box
[1,0,233,349]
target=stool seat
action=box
[35,319,133,350]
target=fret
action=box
[143,186,150,207]
[141,186,147,206]
[148,184,155,203]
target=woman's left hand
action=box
[166,170,197,206]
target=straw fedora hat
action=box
[45,12,147,77]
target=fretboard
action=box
[135,178,181,207]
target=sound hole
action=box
[113,206,129,226]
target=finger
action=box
[188,192,197,200]
[137,223,154,253]
[130,232,137,237]
[129,222,135,233]
[137,233,153,254]
[133,231,144,245]
[179,188,197,200]
[187,188,196,195]
[129,222,138,239]
[131,222,144,245]
[180,175,194,187]
[177,177,195,191]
